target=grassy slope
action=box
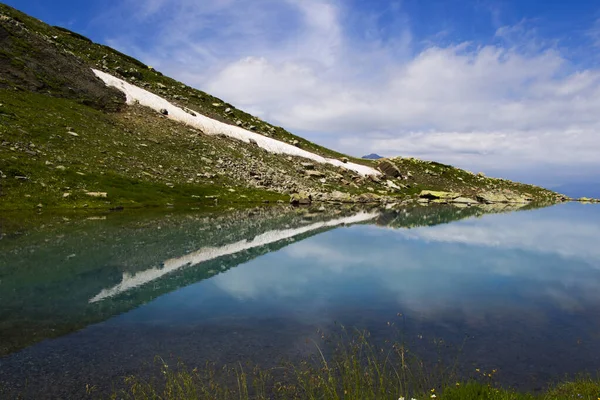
[385,157,560,202]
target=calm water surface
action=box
[1,203,600,398]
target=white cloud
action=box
[101,0,600,178]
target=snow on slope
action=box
[89,211,378,303]
[93,70,379,176]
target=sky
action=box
[5,0,600,191]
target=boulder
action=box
[159,109,169,116]
[386,180,401,190]
[419,190,460,200]
[341,157,349,163]
[355,193,381,203]
[290,192,312,205]
[305,170,325,178]
[377,160,403,178]
[452,197,478,205]
[476,192,509,204]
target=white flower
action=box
[431,395,437,399]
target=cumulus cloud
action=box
[100,0,600,179]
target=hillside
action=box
[0,3,567,210]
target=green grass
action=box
[0,88,287,210]
[103,328,600,400]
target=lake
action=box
[1,202,600,398]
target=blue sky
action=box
[5,0,600,190]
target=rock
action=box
[305,170,325,178]
[55,165,66,171]
[417,198,430,204]
[452,197,478,205]
[341,157,349,163]
[419,190,460,200]
[301,163,315,170]
[159,109,169,115]
[386,180,400,190]
[248,138,258,146]
[85,192,108,198]
[377,160,403,178]
[293,140,300,147]
[63,192,71,198]
[201,157,212,164]
[476,192,508,204]
[236,120,243,126]
[322,191,353,203]
[355,193,381,203]
[225,108,232,114]
[68,131,79,137]
[369,175,382,184]
[290,192,312,205]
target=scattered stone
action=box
[341,157,349,163]
[55,165,66,171]
[236,120,243,126]
[63,193,71,198]
[292,140,300,147]
[301,163,315,170]
[248,138,258,146]
[68,131,79,137]
[159,108,169,115]
[85,192,108,198]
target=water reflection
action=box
[2,203,600,398]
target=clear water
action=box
[1,203,600,398]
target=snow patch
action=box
[92,69,379,176]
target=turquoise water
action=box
[1,203,600,397]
